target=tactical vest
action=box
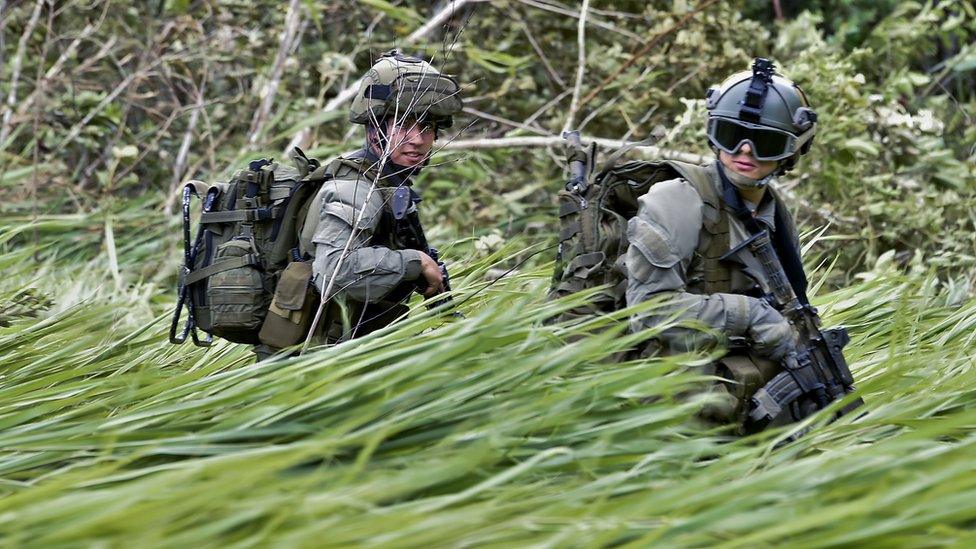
[294,156,428,346]
[549,160,735,321]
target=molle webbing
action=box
[184,253,259,285]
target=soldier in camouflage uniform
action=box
[296,51,462,347]
[626,59,819,425]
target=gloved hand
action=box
[720,294,796,361]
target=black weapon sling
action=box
[717,165,810,306]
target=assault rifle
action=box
[741,230,862,434]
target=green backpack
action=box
[548,155,718,322]
[170,148,326,348]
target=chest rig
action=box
[307,156,431,343]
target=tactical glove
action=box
[720,293,796,361]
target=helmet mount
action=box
[739,58,776,124]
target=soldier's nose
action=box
[404,126,424,145]
[739,142,753,155]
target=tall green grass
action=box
[1,216,975,547]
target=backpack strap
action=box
[663,161,731,294]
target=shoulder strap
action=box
[663,161,731,294]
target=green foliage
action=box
[2,217,976,545]
[0,1,975,543]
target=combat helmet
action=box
[705,58,817,170]
[349,50,463,128]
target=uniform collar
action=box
[716,162,776,233]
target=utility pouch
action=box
[205,237,269,343]
[258,260,316,348]
[707,353,781,425]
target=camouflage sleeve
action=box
[310,178,424,303]
[624,179,792,358]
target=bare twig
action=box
[515,10,565,88]
[463,106,547,136]
[29,0,52,255]
[56,56,165,151]
[0,0,44,146]
[516,0,640,41]
[0,1,8,84]
[248,0,303,147]
[562,0,590,134]
[16,0,110,119]
[165,73,208,214]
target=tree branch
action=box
[562,0,590,134]
[248,0,303,147]
[0,0,44,146]
[578,0,722,111]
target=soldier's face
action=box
[386,116,435,168]
[719,142,778,180]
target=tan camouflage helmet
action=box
[349,50,463,128]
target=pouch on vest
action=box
[258,260,316,349]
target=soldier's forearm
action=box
[314,246,424,302]
[627,290,743,352]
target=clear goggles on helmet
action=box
[706,117,799,161]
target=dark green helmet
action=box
[349,50,463,128]
[705,58,817,165]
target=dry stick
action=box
[516,0,640,41]
[463,106,548,136]
[165,75,208,214]
[578,0,722,111]
[56,57,165,151]
[0,1,8,93]
[16,0,112,119]
[0,0,44,146]
[248,0,303,147]
[15,23,95,118]
[516,10,565,88]
[285,0,482,154]
[29,0,52,257]
[561,0,590,134]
